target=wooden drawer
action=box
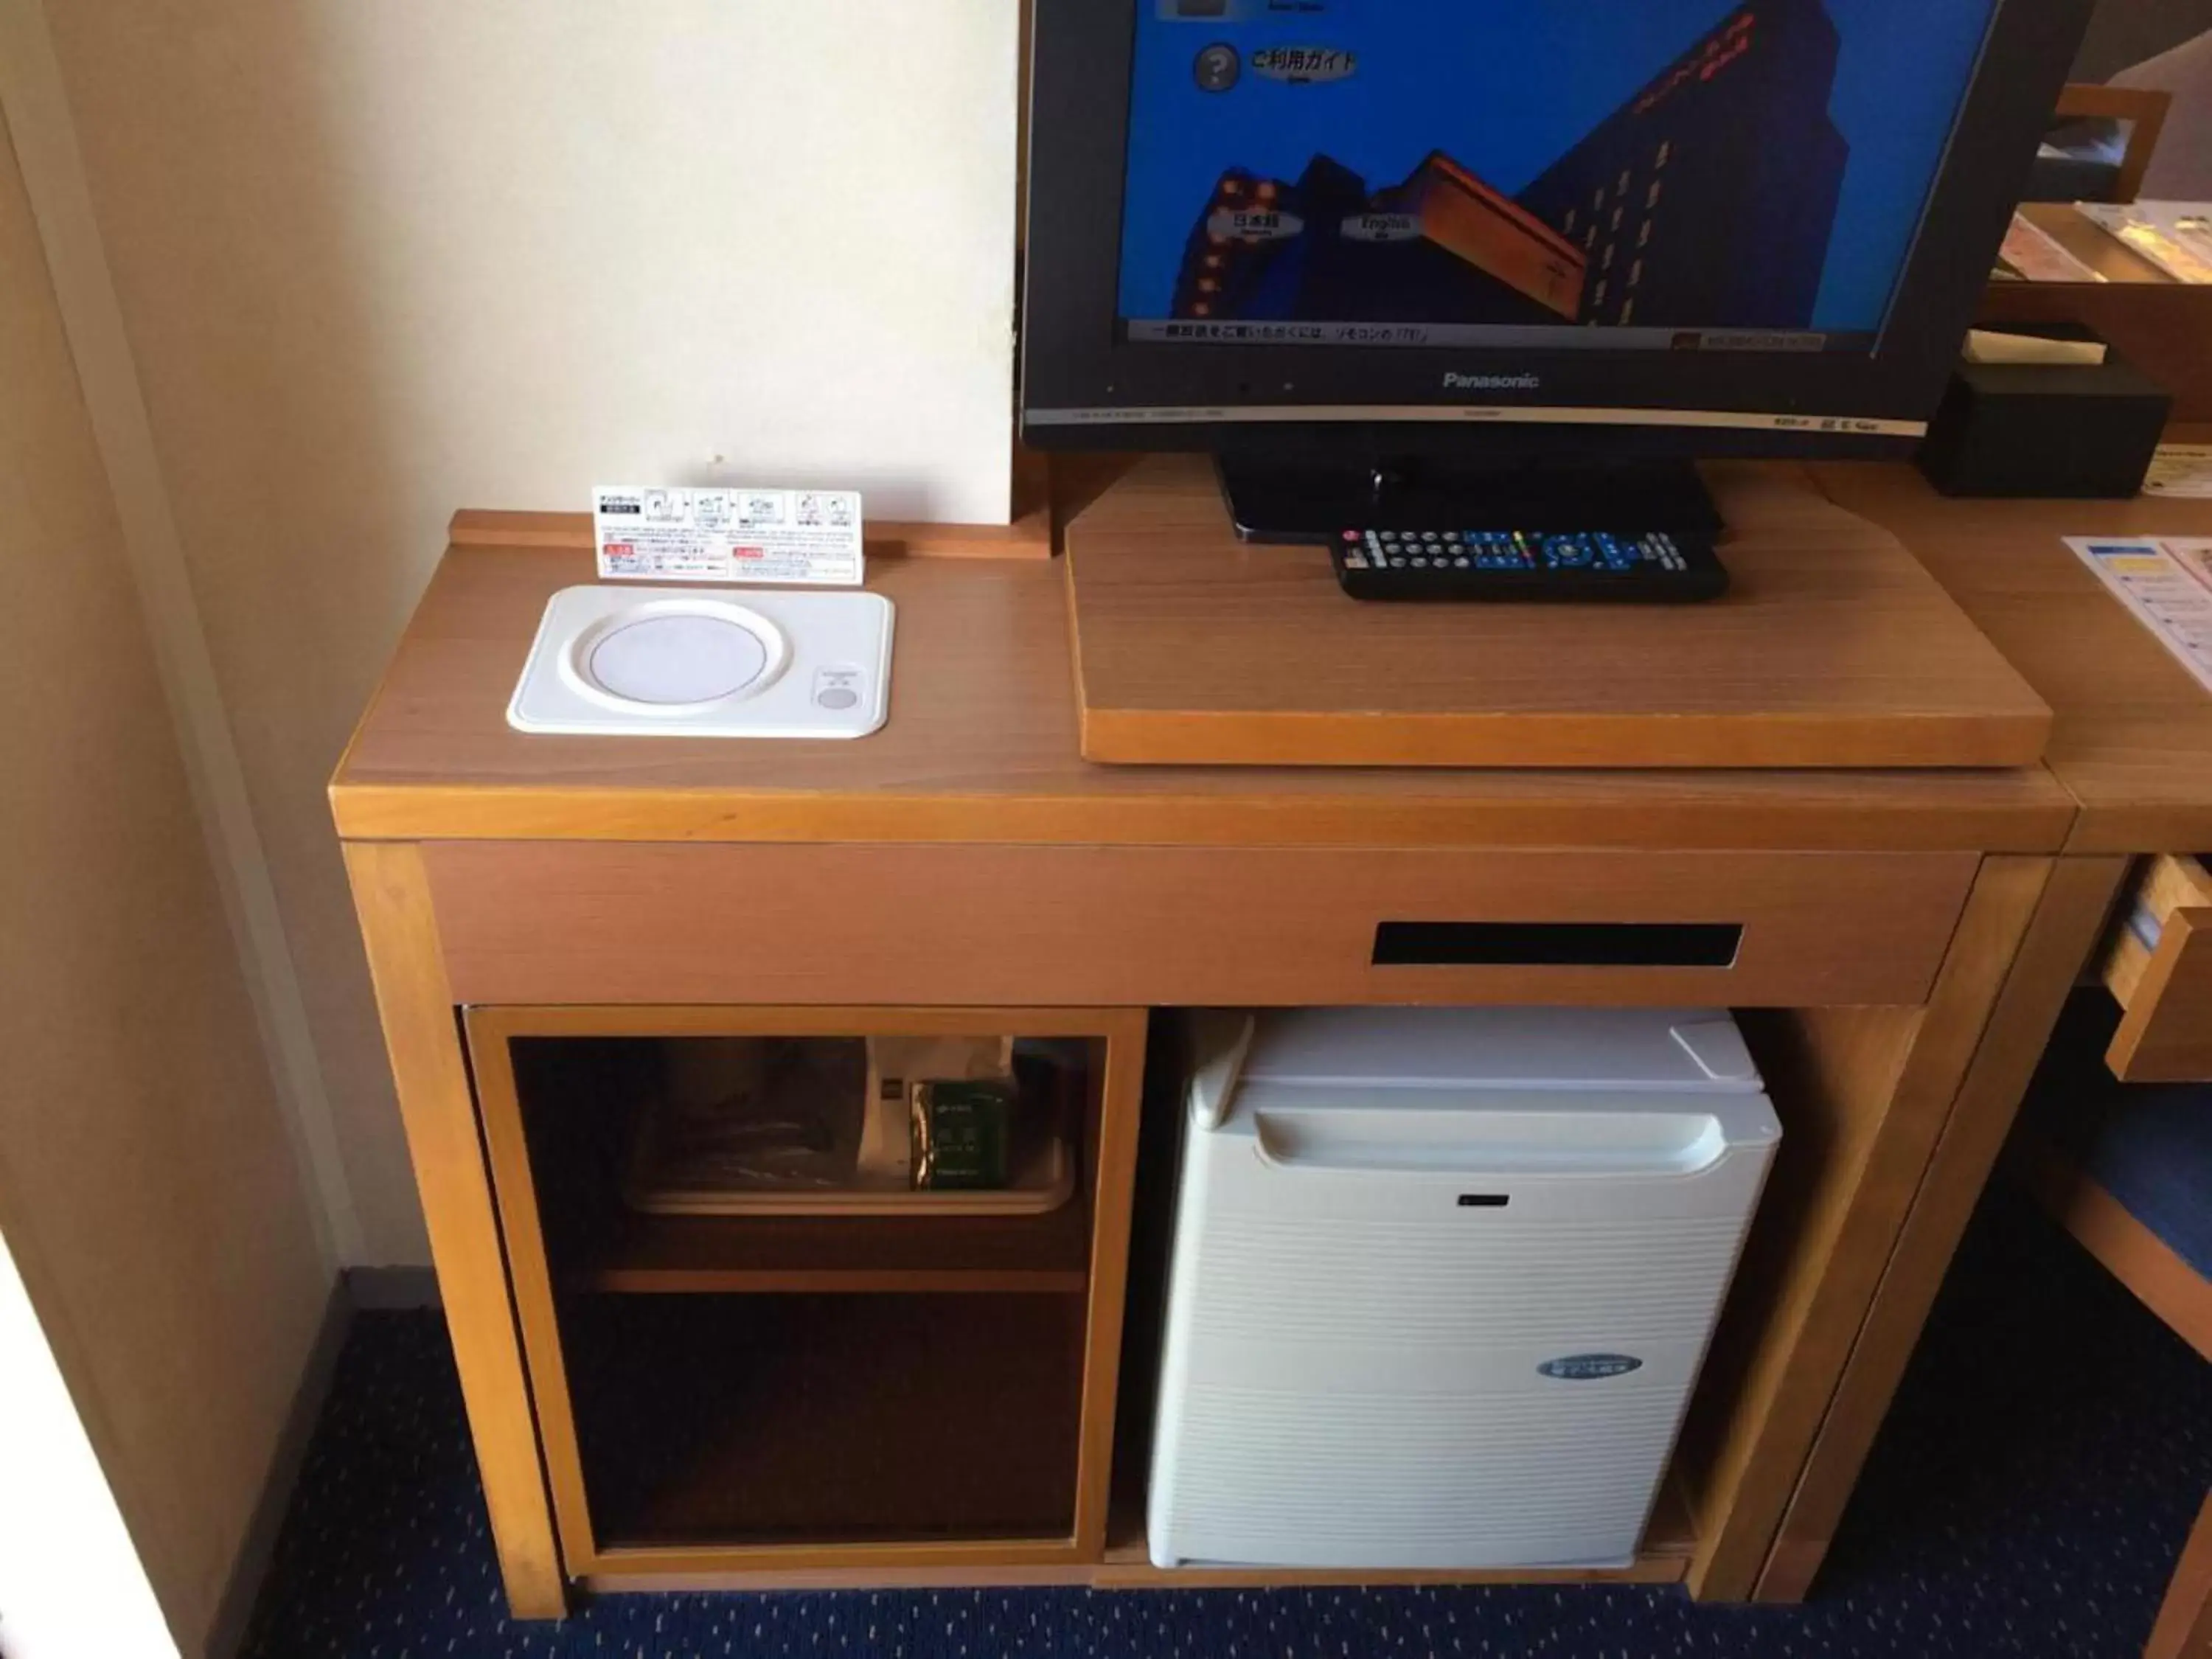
[422,842,1978,1010]
[2099,855,2212,1082]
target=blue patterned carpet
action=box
[242,1188,2212,1658]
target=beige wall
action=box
[2075,0,2212,79]
[0,117,329,1655]
[33,0,1023,1263]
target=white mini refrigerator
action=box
[1147,1006,1781,1571]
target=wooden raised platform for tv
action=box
[334,459,2212,1621]
[1063,456,2051,770]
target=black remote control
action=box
[1332,527,1729,602]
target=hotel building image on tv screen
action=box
[1117,0,2000,353]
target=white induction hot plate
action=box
[508,585,893,738]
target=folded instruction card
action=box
[2065,536,2212,696]
[2145,445,2212,501]
[594,486,863,585]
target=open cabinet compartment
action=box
[562,1291,1088,1550]
[465,1005,1147,1575]
[500,1028,1093,1293]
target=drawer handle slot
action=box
[1371,921,1743,969]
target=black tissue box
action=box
[1916,341,2171,499]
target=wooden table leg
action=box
[1683,855,2054,1600]
[344,841,568,1618]
[1073,1012,1149,1559]
[1752,855,2127,1601]
[2149,1488,2212,1659]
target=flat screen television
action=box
[1021,0,2096,543]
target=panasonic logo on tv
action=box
[1443,372,1541,392]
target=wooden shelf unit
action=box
[459,1003,1149,1579]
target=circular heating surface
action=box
[583,612,770,706]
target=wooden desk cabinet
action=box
[336,481,2147,1619]
[1752,464,2212,1601]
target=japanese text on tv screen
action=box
[1119,0,1998,355]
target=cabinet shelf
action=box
[576,1206,1092,1295]
[490,1023,1097,1295]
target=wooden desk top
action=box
[1065,456,2052,771]
[1812,462,2212,855]
[331,508,2071,852]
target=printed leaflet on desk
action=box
[2065,536,2212,695]
[594,486,863,585]
[2074,202,2212,285]
[2145,445,2212,501]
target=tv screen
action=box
[1116,0,1998,359]
[1022,0,2091,453]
